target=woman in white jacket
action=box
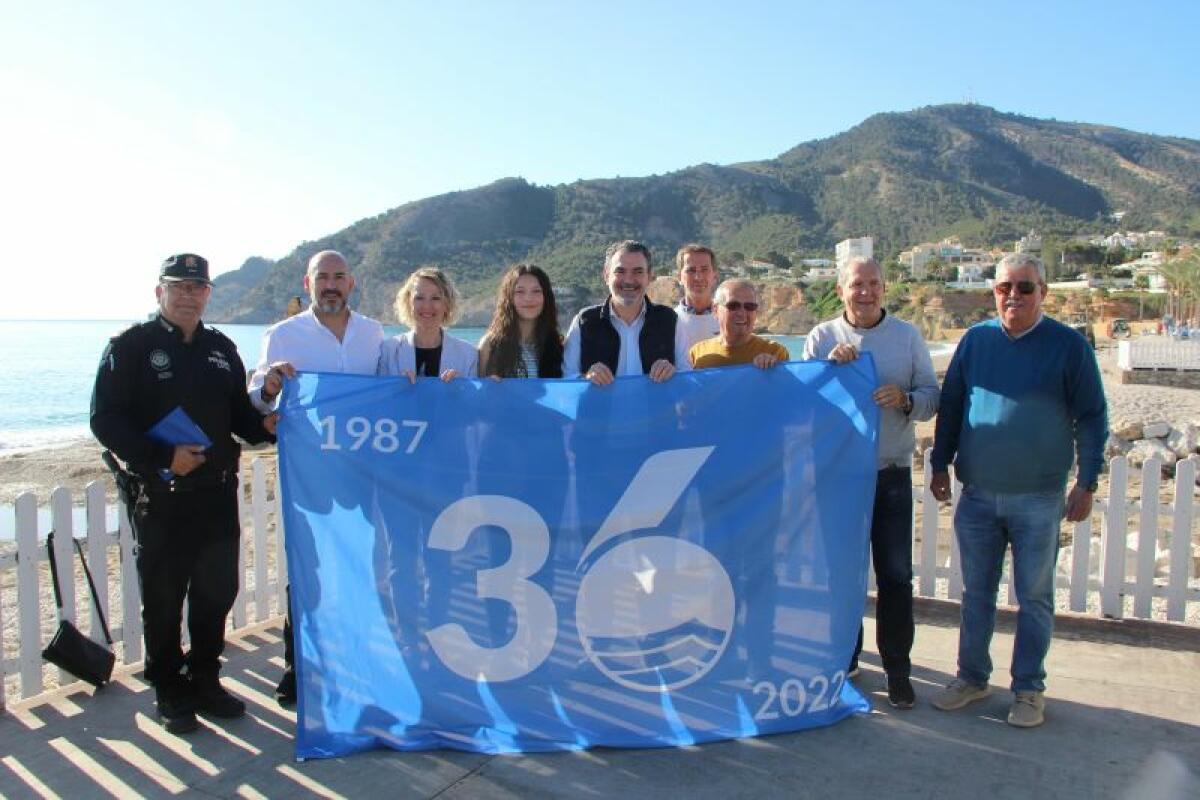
[378,266,478,381]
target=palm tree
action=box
[804,282,843,321]
[1157,249,1200,323]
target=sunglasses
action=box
[722,301,759,312]
[994,280,1039,296]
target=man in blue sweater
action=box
[929,253,1106,728]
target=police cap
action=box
[160,253,212,285]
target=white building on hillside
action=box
[835,237,873,270]
[958,264,985,283]
[1089,231,1168,251]
[899,237,994,279]
[1118,251,1168,292]
[803,265,839,283]
[1016,230,1042,253]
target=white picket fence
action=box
[1118,338,1200,370]
[0,460,287,712]
[2,453,1198,711]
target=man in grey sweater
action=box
[803,256,939,709]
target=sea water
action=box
[0,319,828,456]
[0,318,948,538]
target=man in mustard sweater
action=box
[689,279,788,369]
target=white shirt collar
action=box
[1002,313,1044,340]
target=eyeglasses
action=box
[162,281,210,296]
[722,301,759,312]
[994,280,1038,296]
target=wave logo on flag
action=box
[574,447,734,691]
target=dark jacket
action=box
[90,315,271,489]
[578,298,678,375]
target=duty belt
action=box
[144,468,236,494]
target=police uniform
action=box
[90,253,271,731]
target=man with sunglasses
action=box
[929,253,1106,728]
[802,256,939,710]
[689,279,788,368]
[687,277,787,681]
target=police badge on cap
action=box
[160,253,212,285]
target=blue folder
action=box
[146,406,212,481]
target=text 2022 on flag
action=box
[277,358,878,758]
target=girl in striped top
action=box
[479,264,564,378]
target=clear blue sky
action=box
[1,0,1196,319]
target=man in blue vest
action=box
[562,240,691,384]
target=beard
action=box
[316,293,346,314]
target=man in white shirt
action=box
[247,249,385,705]
[673,244,721,352]
[561,240,691,385]
[249,250,385,410]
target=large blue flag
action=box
[277,358,878,758]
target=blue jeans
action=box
[954,485,1064,692]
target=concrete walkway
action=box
[2,602,1197,799]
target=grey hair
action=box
[307,250,350,275]
[604,240,653,271]
[713,278,757,306]
[996,253,1046,282]
[836,256,883,287]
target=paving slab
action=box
[1,606,1196,800]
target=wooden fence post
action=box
[49,487,76,686]
[1100,456,1129,618]
[1167,457,1196,622]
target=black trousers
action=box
[852,466,915,677]
[283,587,293,671]
[133,483,240,686]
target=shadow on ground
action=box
[1,616,1197,800]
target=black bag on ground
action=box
[41,531,116,688]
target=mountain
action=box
[211,255,272,293]
[206,104,1200,324]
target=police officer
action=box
[90,253,276,735]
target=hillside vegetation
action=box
[207,104,1200,325]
